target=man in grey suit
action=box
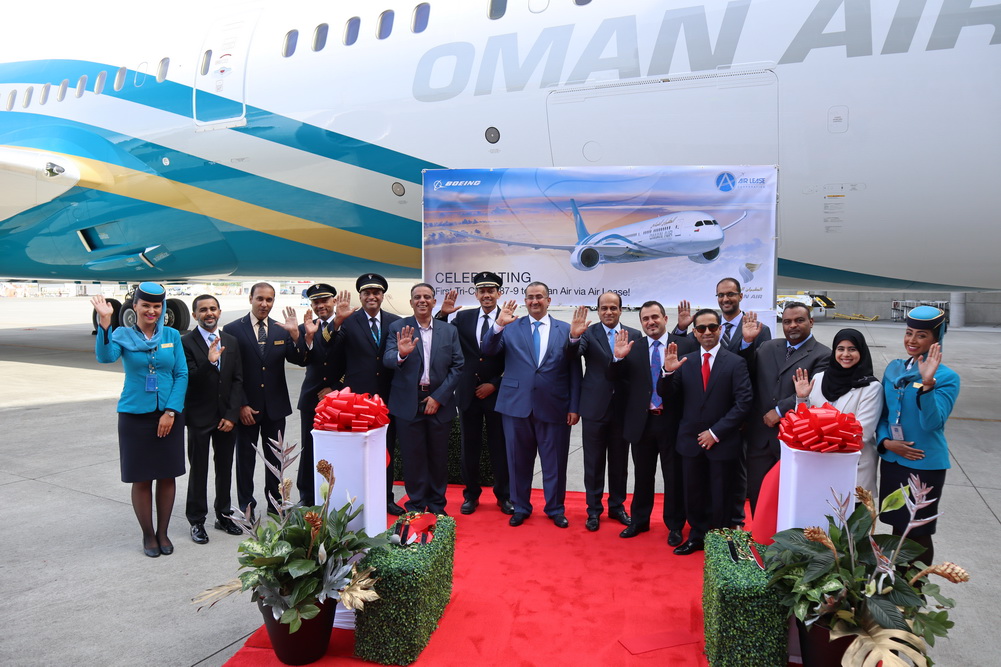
[384,283,463,514]
[741,303,830,512]
[481,282,587,528]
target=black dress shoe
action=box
[387,501,406,516]
[509,512,528,527]
[667,529,684,547]
[585,517,600,532]
[619,522,650,538]
[673,539,705,556]
[190,523,209,544]
[550,514,569,528]
[142,538,160,558]
[214,516,243,535]
[158,540,174,556]
[498,499,515,515]
[609,508,632,526]
[460,499,478,515]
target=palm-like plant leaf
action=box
[834,617,927,667]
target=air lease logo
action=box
[716,172,735,192]
[433,179,482,190]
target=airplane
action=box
[1,0,1000,329]
[453,199,749,271]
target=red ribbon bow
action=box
[313,387,390,433]
[778,402,863,453]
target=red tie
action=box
[702,352,711,389]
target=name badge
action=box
[274,340,285,345]
[890,424,905,440]
[161,343,174,348]
[145,375,158,392]
[912,382,924,389]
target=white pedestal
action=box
[776,440,861,532]
[311,425,389,537]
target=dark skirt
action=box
[118,411,186,482]
[878,458,946,537]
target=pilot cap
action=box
[134,282,166,304]
[473,271,503,289]
[305,283,337,300]
[356,273,388,293]
[905,305,947,341]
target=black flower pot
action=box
[796,620,855,667]
[258,598,336,665]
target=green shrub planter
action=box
[354,516,456,665]
[703,530,787,666]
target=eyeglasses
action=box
[694,323,721,333]
[716,291,739,299]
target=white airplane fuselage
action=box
[1,0,999,291]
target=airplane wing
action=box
[451,229,579,252]
[720,211,747,231]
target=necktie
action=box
[480,313,490,345]
[721,322,733,347]
[322,320,331,342]
[208,333,219,368]
[370,317,380,344]
[607,328,616,352]
[650,340,662,409]
[786,344,795,360]
[532,321,542,366]
[256,320,266,351]
[702,352,711,389]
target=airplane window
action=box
[695,221,703,227]
[22,86,33,108]
[574,0,592,5]
[75,75,87,98]
[114,67,127,91]
[57,79,69,102]
[39,83,50,105]
[283,30,299,57]
[94,71,107,95]
[200,51,212,76]
[377,10,394,39]
[6,90,16,111]
[135,62,148,87]
[488,0,507,20]
[157,58,170,83]
[413,3,430,33]
[313,23,329,51]
[344,17,360,45]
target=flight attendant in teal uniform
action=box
[93,282,188,558]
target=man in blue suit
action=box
[224,282,312,518]
[481,282,587,528]
[384,284,463,514]
[658,308,753,555]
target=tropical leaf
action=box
[837,619,928,667]
[287,558,319,579]
[866,595,909,632]
[880,487,908,513]
[802,551,836,584]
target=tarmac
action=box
[1,293,999,666]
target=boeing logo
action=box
[716,172,736,192]
[435,180,482,189]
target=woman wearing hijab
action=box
[792,328,883,495]
[93,283,188,558]
[875,306,959,566]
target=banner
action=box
[423,166,776,310]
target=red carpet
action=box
[228,485,711,666]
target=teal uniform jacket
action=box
[876,358,960,470]
[96,325,188,414]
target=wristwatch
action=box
[165,411,176,418]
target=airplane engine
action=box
[688,247,721,264]
[570,246,602,271]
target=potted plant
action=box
[195,434,390,665]
[763,476,969,667]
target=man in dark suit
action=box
[182,295,244,544]
[714,277,772,528]
[384,283,463,514]
[223,282,312,518]
[741,303,830,512]
[577,291,634,532]
[295,283,338,507]
[435,272,513,516]
[659,308,753,554]
[481,282,586,528]
[612,301,697,546]
[329,273,405,515]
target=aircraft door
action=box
[193,14,258,127]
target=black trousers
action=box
[628,411,685,530]
[396,410,451,514]
[185,421,236,524]
[235,415,285,515]
[581,416,629,517]
[459,400,510,503]
[682,452,737,542]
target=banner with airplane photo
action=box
[423,166,777,310]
